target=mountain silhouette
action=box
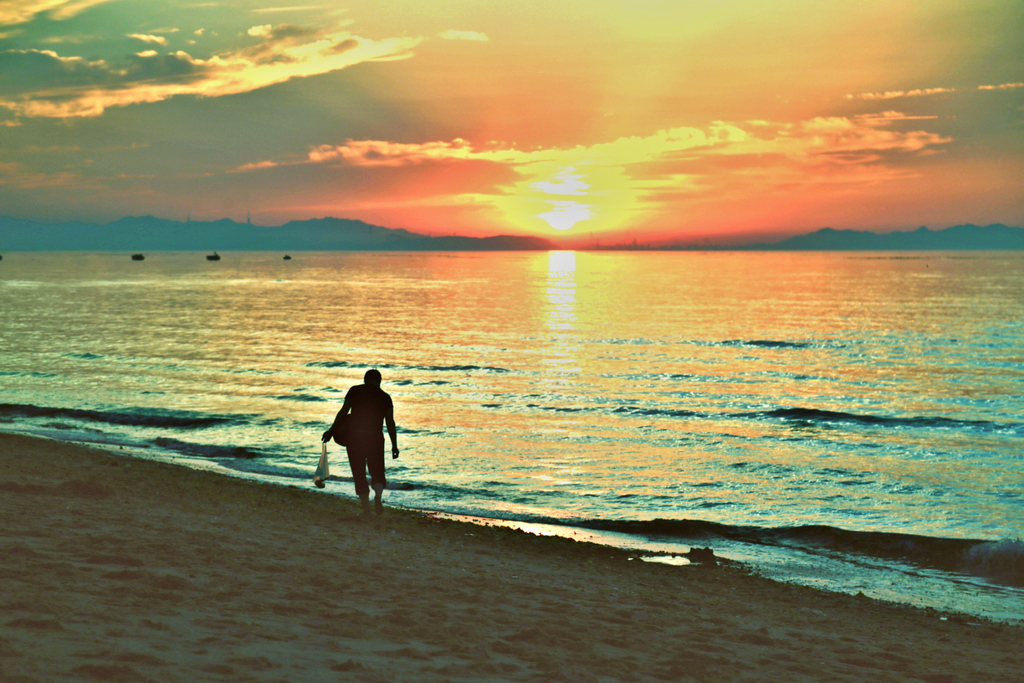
[750,224,1024,250]
[2,216,1022,251]
[0,215,555,251]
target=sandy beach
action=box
[1,433,1020,682]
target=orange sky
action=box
[1,0,1021,245]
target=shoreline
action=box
[2,432,1022,681]
[69,429,1022,623]
[6,428,1023,616]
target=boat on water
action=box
[131,253,145,261]
[206,252,221,261]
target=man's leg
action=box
[346,447,372,514]
[367,448,387,515]
[372,482,384,515]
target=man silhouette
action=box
[322,369,399,515]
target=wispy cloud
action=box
[0,25,422,118]
[854,111,940,124]
[128,33,170,46]
[232,160,281,173]
[0,0,112,25]
[0,161,102,191]
[252,6,327,13]
[978,82,1024,91]
[438,30,488,42]
[846,82,1024,100]
[294,125,745,171]
[846,87,955,100]
[306,138,524,167]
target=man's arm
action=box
[385,403,399,459]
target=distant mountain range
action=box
[1,215,1022,251]
[735,224,1024,251]
[0,215,555,252]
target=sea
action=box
[2,250,1022,622]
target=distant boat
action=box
[206,252,221,261]
[131,253,145,261]
[283,255,292,260]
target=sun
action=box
[533,167,591,230]
[539,201,591,230]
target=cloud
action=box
[438,30,488,42]
[845,87,956,100]
[756,116,951,160]
[854,111,939,124]
[128,33,170,46]
[0,49,116,93]
[232,160,282,173]
[277,116,950,182]
[253,6,328,13]
[305,138,521,167]
[0,26,422,118]
[241,114,952,232]
[300,125,745,171]
[0,0,112,25]
[532,168,589,196]
[0,161,101,190]
[846,82,1024,100]
[978,82,1024,91]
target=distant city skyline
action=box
[1,1,1022,244]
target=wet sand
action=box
[1,432,1021,682]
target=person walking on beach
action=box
[322,369,399,516]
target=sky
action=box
[1,0,1022,245]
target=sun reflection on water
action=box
[546,250,577,331]
[543,250,580,380]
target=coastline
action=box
[2,432,1021,682]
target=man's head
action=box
[364,369,382,386]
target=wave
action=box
[308,360,510,374]
[748,407,1018,433]
[606,402,1018,434]
[613,405,699,419]
[0,403,236,429]
[273,393,328,403]
[597,338,834,350]
[152,437,267,460]
[721,339,816,349]
[964,539,1024,584]
[567,518,1023,586]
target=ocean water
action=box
[2,250,1022,621]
